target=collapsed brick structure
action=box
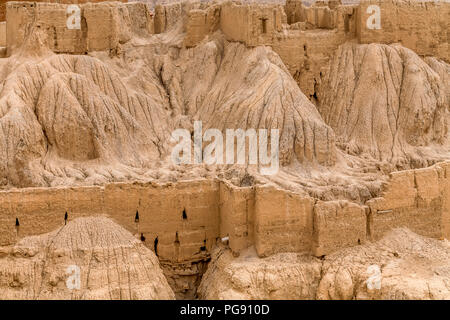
[0,0,127,21]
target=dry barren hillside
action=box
[0,0,448,300]
[199,229,450,300]
[0,217,175,299]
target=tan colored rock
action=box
[0,217,175,299]
[313,200,367,256]
[199,229,450,300]
[254,186,314,257]
[367,163,449,241]
[198,247,322,299]
[0,0,449,300]
[183,40,337,166]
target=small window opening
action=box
[261,18,268,34]
[154,237,159,256]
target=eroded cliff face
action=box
[199,229,450,300]
[0,0,447,193]
[0,32,338,188]
[0,0,448,300]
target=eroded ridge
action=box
[0,0,448,300]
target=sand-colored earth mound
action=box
[0,51,171,187]
[0,217,175,299]
[198,247,322,299]
[199,229,450,300]
[318,43,449,169]
[0,30,339,188]
[1,16,447,202]
[160,38,337,166]
[0,0,449,301]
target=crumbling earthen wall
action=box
[442,163,450,239]
[154,1,189,34]
[356,0,450,62]
[104,180,220,263]
[215,0,449,97]
[286,0,355,31]
[0,186,104,245]
[367,161,450,241]
[0,21,5,46]
[271,29,347,100]
[0,0,128,22]
[5,1,449,96]
[219,181,255,254]
[219,1,286,47]
[0,162,448,260]
[0,180,220,263]
[254,186,314,257]
[5,1,153,55]
[313,200,367,256]
[184,4,220,47]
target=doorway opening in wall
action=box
[260,18,268,34]
[344,14,351,33]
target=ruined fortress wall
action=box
[0,186,104,246]
[367,161,450,241]
[357,0,450,62]
[0,0,128,22]
[0,180,221,264]
[184,4,220,47]
[285,0,302,25]
[154,1,186,34]
[0,21,5,46]
[254,186,314,257]
[5,1,152,55]
[6,1,449,64]
[103,180,220,262]
[219,1,250,43]
[271,29,347,99]
[124,1,154,36]
[442,163,450,239]
[0,162,449,259]
[219,181,255,254]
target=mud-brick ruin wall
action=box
[5,1,152,55]
[215,0,449,97]
[367,161,450,241]
[184,4,220,47]
[219,1,285,47]
[219,181,255,254]
[0,180,220,264]
[0,20,4,46]
[0,162,449,260]
[254,186,314,257]
[5,1,449,66]
[0,0,127,22]
[103,180,220,263]
[356,0,450,62]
